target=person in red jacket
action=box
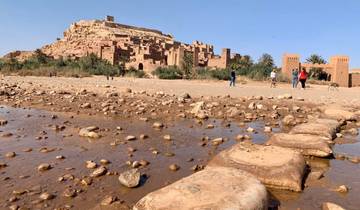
[298,68,308,89]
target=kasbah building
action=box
[8,16,360,87]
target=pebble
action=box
[246,127,255,132]
[264,126,272,132]
[152,122,164,129]
[39,192,55,200]
[81,177,93,186]
[5,152,16,158]
[207,124,215,129]
[101,195,117,206]
[140,134,148,139]
[211,137,224,146]
[90,166,107,177]
[163,134,172,140]
[37,163,51,171]
[169,164,180,171]
[336,185,349,193]
[126,135,137,141]
[63,188,77,198]
[100,159,111,164]
[56,155,65,160]
[86,161,97,169]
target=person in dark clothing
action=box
[298,68,308,89]
[230,70,236,87]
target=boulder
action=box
[290,123,338,140]
[267,133,333,157]
[208,143,306,192]
[133,167,268,210]
[324,108,357,121]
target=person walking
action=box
[270,69,277,88]
[292,69,299,88]
[298,68,308,89]
[229,69,236,87]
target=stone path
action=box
[133,108,357,209]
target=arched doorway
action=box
[138,63,144,70]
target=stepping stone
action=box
[290,123,338,140]
[324,108,357,121]
[267,133,333,157]
[208,143,306,192]
[309,117,344,129]
[133,167,268,210]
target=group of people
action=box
[291,68,308,89]
[229,68,308,89]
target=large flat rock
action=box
[133,166,268,210]
[208,143,306,192]
[324,108,357,121]
[309,118,344,130]
[290,122,338,140]
[267,133,333,157]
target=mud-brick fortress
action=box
[40,16,233,72]
[282,54,360,87]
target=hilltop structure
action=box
[32,16,232,72]
[282,54,360,87]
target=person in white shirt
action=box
[270,69,277,88]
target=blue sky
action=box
[1,0,360,68]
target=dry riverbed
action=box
[0,79,360,210]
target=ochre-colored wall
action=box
[350,73,360,87]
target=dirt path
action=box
[2,76,360,107]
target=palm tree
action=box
[306,54,326,64]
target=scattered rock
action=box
[0,118,8,126]
[79,126,100,138]
[169,164,180,171]
[38,163,51,171]
[118,169,141,188]
[90,166,107,177]
[5,152,16,158]
[63,188,77,198]
[39,192,55,200]
[86,160,97,169]
[126,135,137,141]
[152,122,164,129]
[163,134,172,140]
[335,185,349,193]
[80,102,91,108]
[264,126,272,132]
[101,195,117,206]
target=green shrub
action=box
[193,67,213,80]
[210,68,231,80]
[152,66,183,79]
[124,67,146,78]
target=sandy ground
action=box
[2,76,360,107]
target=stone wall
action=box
[350,73,360,87]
